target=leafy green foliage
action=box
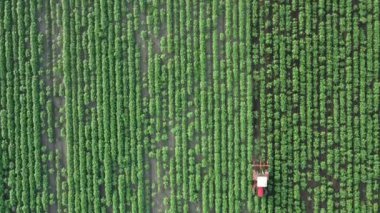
[0,0,378,212]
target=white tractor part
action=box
[256,176,268,187]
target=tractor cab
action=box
[252,161,269,197]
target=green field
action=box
[0,0,379,212]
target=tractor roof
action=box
[257,176,268,187]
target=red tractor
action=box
[252,161,269,197]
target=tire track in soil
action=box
[37,1,66,212]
